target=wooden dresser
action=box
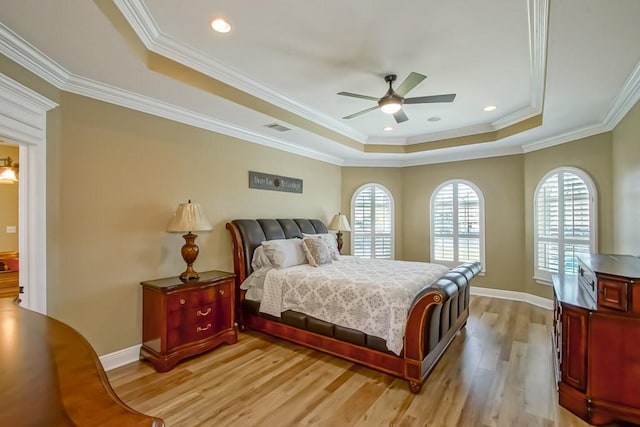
[552,254,640,426]
[140,270,237,372]
[0,298,164,426]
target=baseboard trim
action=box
[99,290,552,370]
[471,286,553,310]
[100,344,141,372]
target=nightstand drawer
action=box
[167,301,225,329]
[167,302,232,348]
[167,281,231,312]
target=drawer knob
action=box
[196,323,212,332]
[197,307,212,316]
[179,298,186,305]
[219,289,225,296]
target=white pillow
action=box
[261,238,307,269]
[303,233,340,260]
[251,246,273,270]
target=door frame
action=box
[0,73,57,313]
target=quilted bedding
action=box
[244,256,448,355]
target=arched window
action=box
[350,184,394,259]
[430,180,485,269]
[534,167,597,283]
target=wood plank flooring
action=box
[108,296,623,426]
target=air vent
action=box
[264,123,291,132]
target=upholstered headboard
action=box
[226,219,328,282]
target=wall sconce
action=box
[0,157,18,184]
[167,200,212,281]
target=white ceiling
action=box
[0,0,639,166]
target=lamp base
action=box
[336,231,343,253]
[179,267,200,282]
[179,232,201,282]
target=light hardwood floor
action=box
[108,296,623,426]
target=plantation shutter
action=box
[431,181,482,267]
[432,184,454,261]
[352,185,393,259]
[457,183,480,262]
[535,170,593,280]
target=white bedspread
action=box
[256,256,449,355]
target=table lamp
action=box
[328,213,351,253]
[167,200,212,281]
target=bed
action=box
[226,218,482,393]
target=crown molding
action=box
[0,23,343,166]
[115,0,548,149]
[602,61,640,129]
[114,0,367,144]
[522,61,640,153]
[2,5,638,168]
[0,23,69,89]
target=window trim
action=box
[350,183,395,259]
[533,166,598,283]
[429,179,486,270]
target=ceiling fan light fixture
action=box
[379,98,402,114]
[211,18,232,33]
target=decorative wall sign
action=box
[249,171,303,194]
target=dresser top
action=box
[578,254,640,279]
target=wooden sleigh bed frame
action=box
[226,218,482,393]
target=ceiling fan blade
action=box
[337,91,379,101]
[404,94,456,104]
[393,109,409,123]
[342,105,380,120]
[394,72,427,97]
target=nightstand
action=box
[140,270,237,372]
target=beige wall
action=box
[2,54,341,355]
[343,156,526,293]
[343,133,617,300]
[523,133,613,298]
[341,167,403,258]
[402,155,526,292]
[47,93,341,354]
[612,100,640,255]
[0,145,19,252]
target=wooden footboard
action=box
[226,219,481,393]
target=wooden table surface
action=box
[0,298,164,426]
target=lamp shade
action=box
[0,167,18,184]
[328,213,351,232]
[167,200,212,233]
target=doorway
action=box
[0,73,56,313]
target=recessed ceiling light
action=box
[484,105,497,112]
[211,18,231,33]
[383,126,393,131]
[427,116,441,122]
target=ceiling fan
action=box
[337,72,456,123]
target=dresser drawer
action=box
[598,279,628,311]
[167,281,232,312]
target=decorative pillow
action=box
[303,232,340,260]
[251,246,273,270]
[260,238,307,269]
[301,237,333,267]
